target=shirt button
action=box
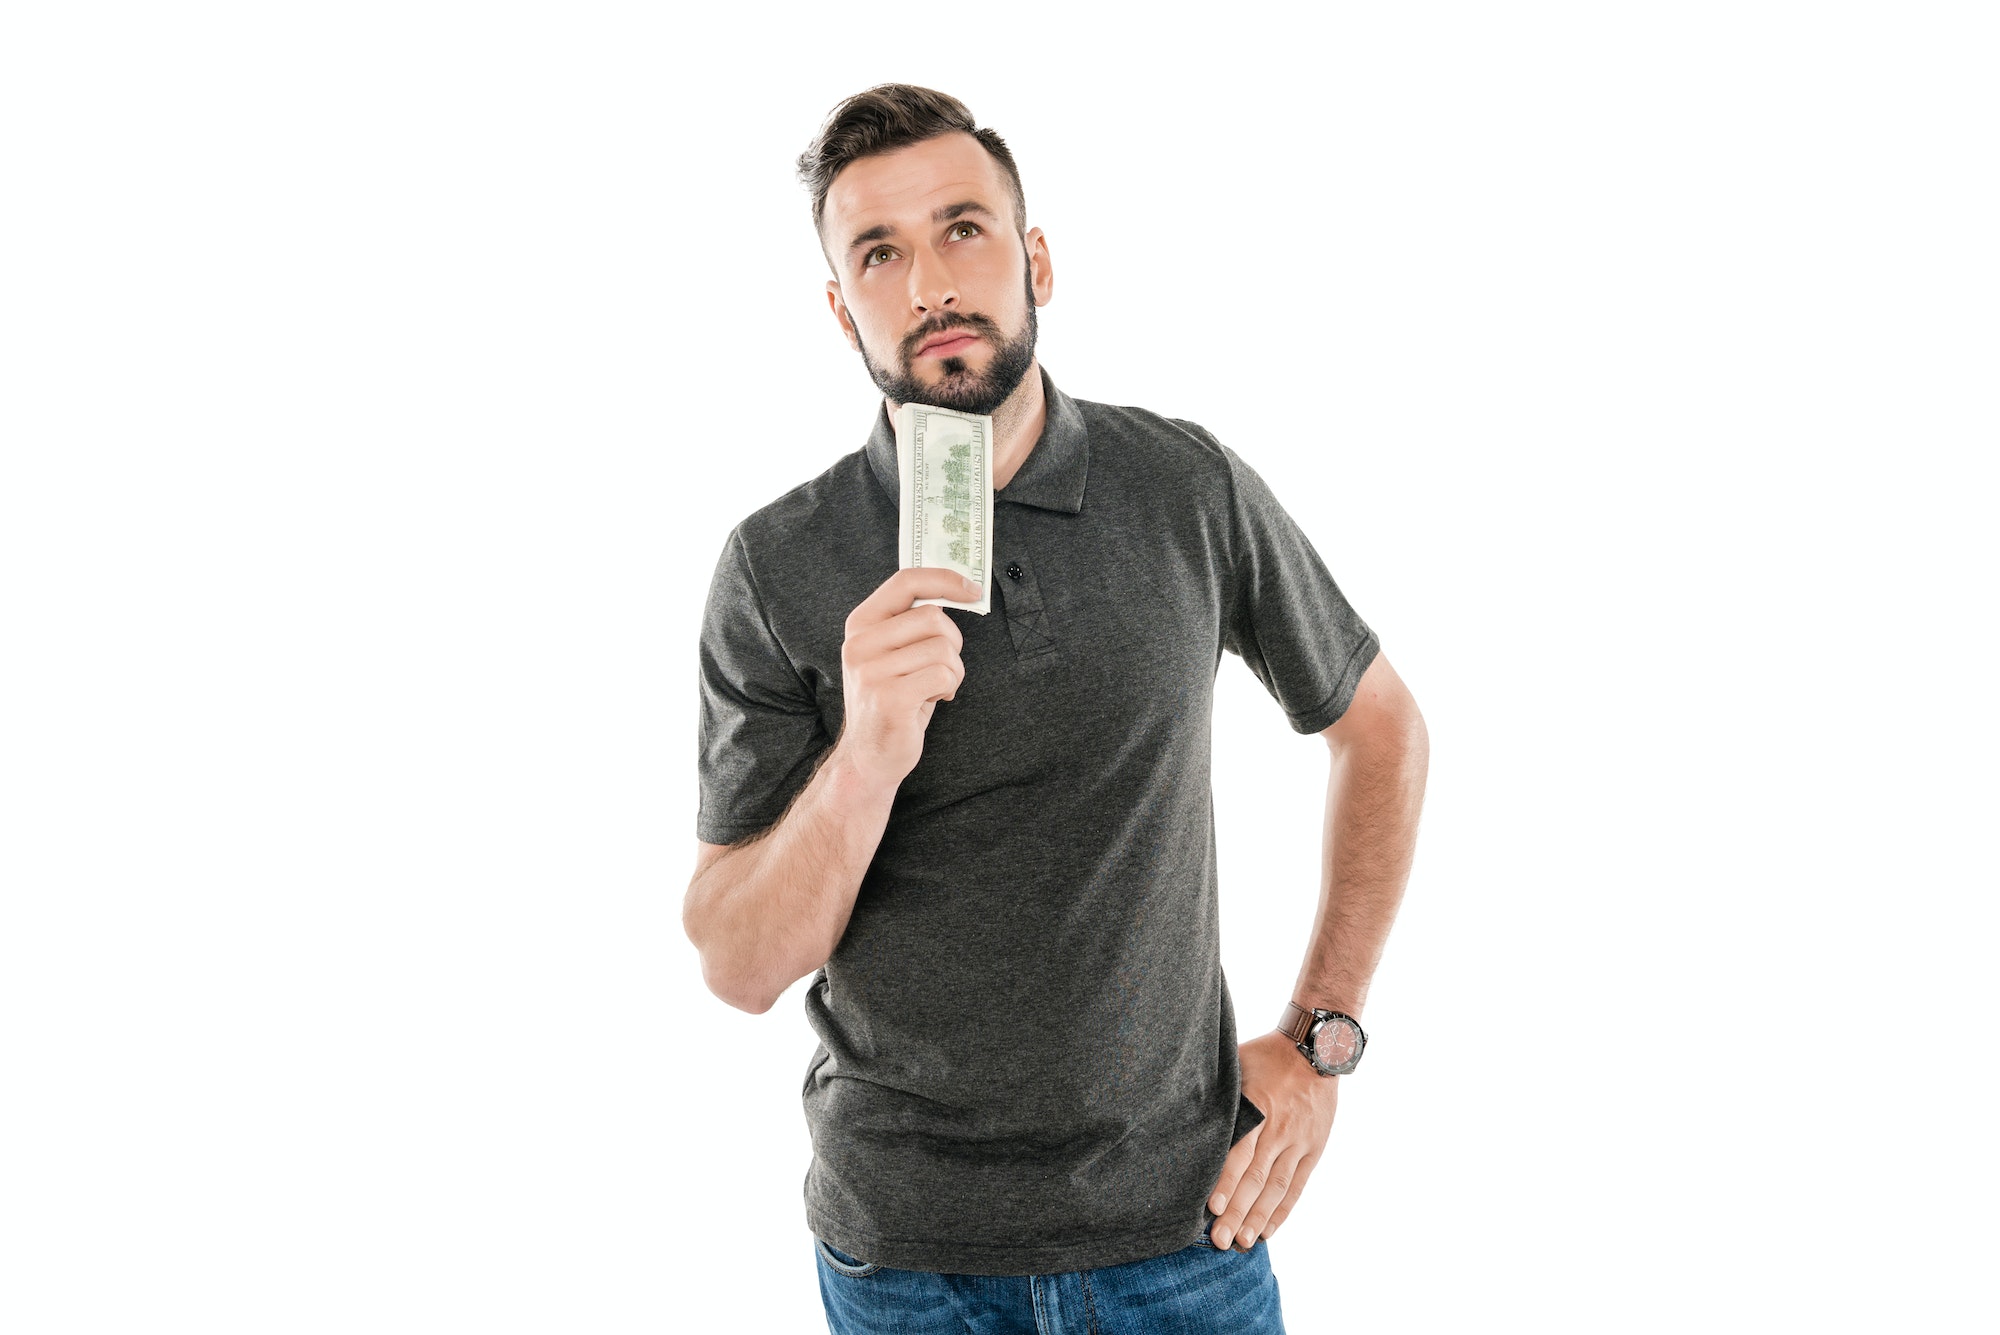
[1006,562,1024,581]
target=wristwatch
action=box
[1280,1001,1367,1077]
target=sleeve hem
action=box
[695,816,776,845]
[1286,630,1381,735]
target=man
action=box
[683,85,1428,1333]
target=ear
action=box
[826,280,860,350]
[1024,226,1054,307]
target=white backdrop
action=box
[3,3,1993,1331]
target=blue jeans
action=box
[813,1213,1287,1334]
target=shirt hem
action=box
[805,1203,1209,1277]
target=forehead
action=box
[823,132,1011,238]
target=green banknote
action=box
[893,402,993,615]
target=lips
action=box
[917,331,981,358]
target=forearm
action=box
[1291,723,1429,1021]
[684,742,901,1013]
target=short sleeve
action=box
[695,526,833,844]
[1218,442,1381,734]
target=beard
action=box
[852,263,1039,416]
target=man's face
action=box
[821,132,1052,415]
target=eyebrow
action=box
[845,200,1000,262]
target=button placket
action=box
[996,556,1059,659]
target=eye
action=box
[864,246,895,268]
[949,221,981,240]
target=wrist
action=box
[1290,993,1363,1021]
[824,740,906,810]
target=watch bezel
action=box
[1299,1010,1367,1076]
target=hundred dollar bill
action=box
[894,402,994,615]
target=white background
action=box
[3,3,1993,1331]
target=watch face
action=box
[1311,1017,1360,1070]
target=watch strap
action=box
[1280,1000,1319,1046]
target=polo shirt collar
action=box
[864,364,1089,514]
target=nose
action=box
[907,247,959,317]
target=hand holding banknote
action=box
[834,567,978,786]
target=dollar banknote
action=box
[894,402,994,615]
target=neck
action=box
[888,360,1046,493]
[985,362,1046,492]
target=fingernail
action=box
[1213,1230,1232,1249]
[1209,1195,1227,1214]
[962,576,979,595]
[1241,1232,1257,1248]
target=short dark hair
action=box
[796,84,1028,250]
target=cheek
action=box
[851,301,900,346]
[975,254,1026,300]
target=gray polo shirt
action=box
[696,365,1379,1276]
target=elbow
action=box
[682,860,826,1015]
[684,884,773,1014]
[699,951,778,1015]
[709,947,830,1016]
[725,985,779,1017]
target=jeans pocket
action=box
[814,1235,883,1277]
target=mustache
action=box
[901,312,1002,361]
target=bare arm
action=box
[683,566,978,1014]
[683,747,903,1013]
[1295,650,1430,1019]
